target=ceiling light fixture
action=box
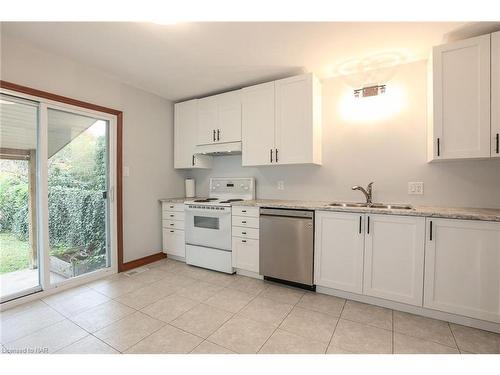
[354,85,386,98]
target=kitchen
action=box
[1,8,500,369]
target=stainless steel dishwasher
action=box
[260,208,314,289]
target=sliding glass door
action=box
[0,92,116,303]
[47,109,111,284]
[0,94,41,302]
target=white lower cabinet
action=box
[162,228,185,258]
[363,215,425,306]
[232,206,260,274]
[232,237,259,273]
[314,211,365,294]
[424,218,500,323]
[162,202,186,258]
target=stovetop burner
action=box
[194,198,219,203]
[219,199,244,204]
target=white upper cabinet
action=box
[197,96,218,145]
[174,100,212,169]
[275,73,322,165]
[363,215,425,306]
[242,82,276,166]
[216,90,242,143]
[314,211,364,294]
[241,73,322,166]
[196,90,241,145]
[424,219,500,323]
[428,34,491,161]
[492,31,500,157]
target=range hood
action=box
[195,141,242,155]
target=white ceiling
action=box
[1,22,467,102]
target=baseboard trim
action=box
[316,286,500,334]
[120,252,166,272]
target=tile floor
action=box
[1,258,500,354]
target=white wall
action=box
[190,61,500,208]
[0,34,186,262]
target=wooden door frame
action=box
[0,80,126,272]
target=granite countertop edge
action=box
[159,198,500,222]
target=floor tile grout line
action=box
[324,298,346,354]
[255,299,297,354]
[448,322,461,351]
[392,310,395,354]
[116,320,168,354]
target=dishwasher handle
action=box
[260,208,314,219]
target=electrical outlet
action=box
[277,181,285,190]
[408,182,424,195]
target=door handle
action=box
[275,148,279,162]
[192,155,195,166]
[217,129,220,141]
[270,149,273,163]
[496,133,499,154]
[437,138,440,157]
[429,220,433,241]
[359,216,362,234]
[213,129,216,142]
[367,216,370,234]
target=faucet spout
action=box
[352,182,374,206]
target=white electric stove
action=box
[184,177,255,273]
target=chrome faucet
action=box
[352,182,374,206]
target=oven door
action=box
[185,206,232,251]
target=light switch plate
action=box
[277,181,285,190]
[408,182,424,195]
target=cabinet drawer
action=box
[163,219,185,230]
[232,206,259,218]
[162,211,185,221]
[232,216,259,228]
[232,237,259,273]
[162,228,185,258]
[162,202,185,212]
[232,226,259,240]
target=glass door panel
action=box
[0,94,41,302]
[47,108,110,284]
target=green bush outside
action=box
[0,132,107,274]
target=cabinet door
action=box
[197,96,217,145]
[216,90,241,143]
[492,31,500,157]
[275,73,321,165]
[424,219,500,323]
[162,229,186,258]
[432,34,491,160]
[174,100,211,169]
[363,215,425,306]
[241,82,276,166]
[232,237,259,273]
[314,211,365,293]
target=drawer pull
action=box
[170,223,174,226]
[170,214,174,217]
[242,239,247,243]
[242,231,247,235]
[242,210,247,213]
[241,220,247,224]
[170,230,174,233]
[170,205,174,209]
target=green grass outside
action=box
[0,232,31,274]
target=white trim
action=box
[316,285,500,334]
[236,268,263,279]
